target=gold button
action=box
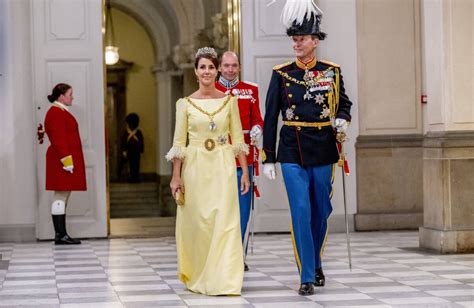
[291,105,296,109]
[288,94,293,98]
[295,116,299,120]
[286,83,290,87]
[297,127,302,131]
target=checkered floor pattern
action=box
[0,231,473,307]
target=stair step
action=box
[111,211,161,218]
[111,189,158,194]
[109,181,165,219]
[111,208,160,214]
[110,194,159,202]
[110,199,159,205]
[110,183,158,193]
[111,205,160,210]
[111,191,158,197]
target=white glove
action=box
[263,163,276,180]
[249,125,263,147]
[63,165,74,174]
[334,118,349,133]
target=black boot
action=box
[244,262,249,272]
[52,214,61,242]
[314,267,325,287]
[52,215,81,245]
[56,234,81,245]
[298,283,314,296]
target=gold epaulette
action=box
[273,61,293,70]
[319,59,340,68]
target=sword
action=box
[250,155,256,256]
[337,138,352,271]
[243,160,255,259]
[248,104,258,256]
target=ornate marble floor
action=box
[0,231,473,307]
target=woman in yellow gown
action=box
[166,47,250,295]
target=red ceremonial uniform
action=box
[44,104,87,191]
[216,80,263,166]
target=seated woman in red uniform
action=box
[44,83,86,245]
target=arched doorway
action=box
[106,0,233,237]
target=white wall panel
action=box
[357,0,422,134]
[32,0,107,239]
[48,0,87,40]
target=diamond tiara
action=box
[195,47,217,59]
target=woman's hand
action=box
[240,172,250,195]
[170,176,184,197]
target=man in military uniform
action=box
[216,51,264,271]
[262,1,352,296]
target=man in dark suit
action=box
[262,1,352,296]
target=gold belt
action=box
[284,121,332,128]
[189,136,228,151]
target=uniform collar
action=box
[218,76,239,89]
[53,101,69,112]
[295,56,317,70]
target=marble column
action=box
[354,0,424,230]
[152,64,173,177]
[419,0,474,253]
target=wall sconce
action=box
[105,0,119,65]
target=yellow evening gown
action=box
[165,96,248,295]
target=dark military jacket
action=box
[262,59,352,167]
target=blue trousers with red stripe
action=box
[237,165,253,254]
[281,163,333,284]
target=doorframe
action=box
[104,0,243,235]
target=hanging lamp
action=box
[105,0,119,65]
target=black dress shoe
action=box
[244,262,249,271]
[314,268,325,287]
[55,234,81,245]
[298,283,314,296]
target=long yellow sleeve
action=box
[229,97,249,156]
[165,99,188,161]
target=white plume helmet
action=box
[278,0,324,27]
[268,0,326,39]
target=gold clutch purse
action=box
[175,190,185,206]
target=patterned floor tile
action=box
[0,231,471,307]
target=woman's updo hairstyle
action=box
[47,83,71,103]
[194,47,219,69]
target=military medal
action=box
[303,70,315,100]
[320,107,331,119]
[286,108,295,120]
[315,94,324,105]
